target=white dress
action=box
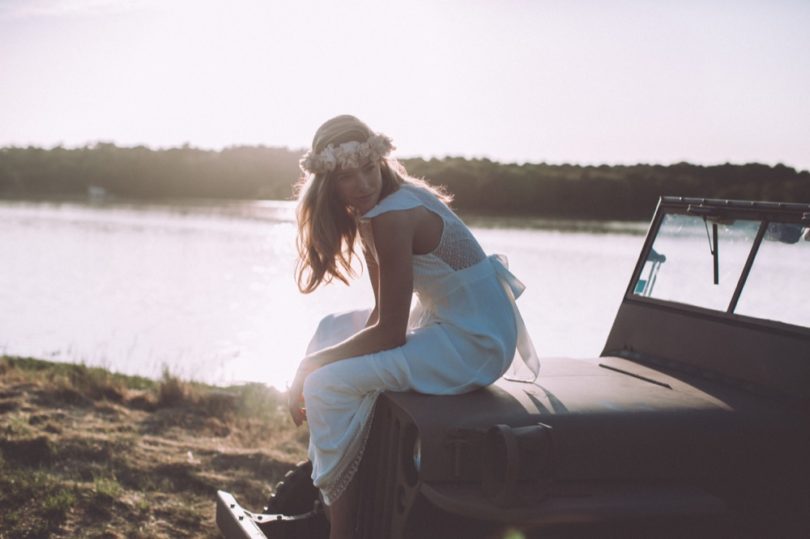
[302,183,539,504]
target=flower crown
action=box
[299,133,395,175]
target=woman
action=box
[288,115,538,538]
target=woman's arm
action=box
[288,209,419,426]
[304,209,415,367]
[359,220,380,328]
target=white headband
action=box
[299,133,394,175]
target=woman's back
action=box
[362,183,487,285]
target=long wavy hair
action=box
[294,115,451,293]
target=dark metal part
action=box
[701,219,720,285]
[598,363,672,389]
[481,423,554,506]
[216,491,268,539]
[727,220,768,313]
[712,221,718,284]
[623,201,666,298]
[675,196,810,220]
[216,490,328,539]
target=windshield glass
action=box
[735,222,810,327]
[632,213,760,311]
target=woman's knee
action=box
[302,367,328,402]
[302,363,349,403]
[304,360,371,408]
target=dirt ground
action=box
[0,356,308,538]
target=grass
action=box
[0,355,307,538]
[0,464,78,539]
[93,475,123,500]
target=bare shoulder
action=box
[369,207,422,236]
[370,206,442,256]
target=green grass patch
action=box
[0,463,77,538]
[93,475,123,501]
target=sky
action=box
[1,0,809,170]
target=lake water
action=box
[0,199,646,389]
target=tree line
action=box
[1,143,807,220]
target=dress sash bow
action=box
[489,254,540,382]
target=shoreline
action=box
[0,195,650,235]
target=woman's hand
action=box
[287,357,320,427]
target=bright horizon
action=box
[1,0,809,171]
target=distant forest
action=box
[1,144,808,220]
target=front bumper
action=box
[215,490,327,539]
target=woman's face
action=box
[332,158,383,215]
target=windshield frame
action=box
[624,196,810,338]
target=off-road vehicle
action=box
[217,196,810,538]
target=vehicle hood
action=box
[384,356,807,483]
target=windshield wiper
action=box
[687,204,730,285]
[703,218,719,285]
